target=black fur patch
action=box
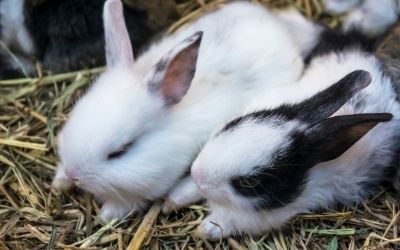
[231,131,310,210]
[154,58,169,72]
[23,0,154,73]
[0,56,27,79]
[305,29,377,63]
[221,104,303,133]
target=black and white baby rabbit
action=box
[0,0,156,78]
[52,0,309,221]
[190,31,400,239]
[323,0,399,36]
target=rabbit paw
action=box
[194,215,231,241]
[161,199,177,214]
[52,168,74,191]
[162,177,203,214]
[99,202,131,222]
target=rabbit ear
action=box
[147,32,203,106]
[103,0,134,68]
[295,70,372,123]
[305,113,392,163]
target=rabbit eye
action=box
[107,141,135,160]
[107,148,127,160]
[232,176,259,189]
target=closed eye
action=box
[107,140,135,160]
[231,176,260,189]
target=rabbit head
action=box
[52,0,202,198]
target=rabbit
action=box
[190,30,400,240]
[52,0,309,221]
[323,0,399,37]
[375,21,400,195]
[0,0,158,78]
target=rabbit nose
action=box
[191,165,209,191]
[191,166,203,183]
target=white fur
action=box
[323,0,361,14]
[323,0,399,36]
[192,50,400,239]
[0,0,35,55]
[275,9,324,57]
[53,0,306,221]
[162,176,202,214]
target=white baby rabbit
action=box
[52,0,307,221]
[190,30,400,240]
[323,0,399,36]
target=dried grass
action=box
[0,0,399,249]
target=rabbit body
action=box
[191,31,400,239]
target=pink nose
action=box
[191,165,206,185]
[191,165,218,195]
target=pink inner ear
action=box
[161,42,200,105]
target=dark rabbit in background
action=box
[0,0,177,78]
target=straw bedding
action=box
[0,0,399,249]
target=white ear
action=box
[103,0,134,67]
[147,31,203,106]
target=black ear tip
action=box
[183,31,203,49]
[367,112,394,122]
[195,31,204,37]
[381,113,393,121]
[352,70,372,88]
[193,31,204,44]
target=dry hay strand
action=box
[0,0,399,249]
